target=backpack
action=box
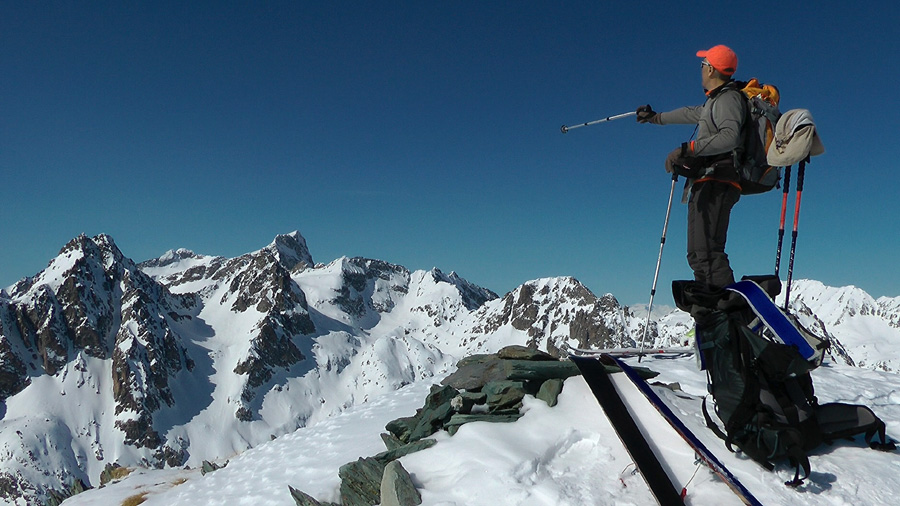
[734,79,782,194]
[673,276,896,486]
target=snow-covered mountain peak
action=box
[459,276,638,357]
[878,295,900,329]
[422,268,498,311]
[12,233,131,296]
[0,232,897,504]
[262,231,314,272]
[786,279,900,371]
[785,279,880,326]
[141,248,204,269]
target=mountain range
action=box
[0,231,897,505]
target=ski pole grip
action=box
[796,159,806,191]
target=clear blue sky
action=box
[2,1,898,306]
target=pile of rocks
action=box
[288,345,582,506]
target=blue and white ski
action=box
[605,354,764,506]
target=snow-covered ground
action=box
[6,232,898,505]
[63,355,900,506]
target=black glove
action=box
[664,147,682,173]
[665,145,703,177]
[636,105,661,124]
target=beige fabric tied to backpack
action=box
[767,108,826,167]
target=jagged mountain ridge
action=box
[0,231,897,504]
[785,280,900,370]
[0,231,647,503]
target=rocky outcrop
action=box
[332,258,412,320]
[0,298,30,398]
[879,296,900,329]
[470,278,637,356]
[0,235,200,503]
[142,235,318,421]
[2,236,196,448]
[289,345,581,506]
[268,231,315,272]
[224,250,314,417]
[289,346,655,506]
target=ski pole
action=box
[638,173,678,362]
[783,159,807,311]
[561,111,636,134]
[774,165,792,277]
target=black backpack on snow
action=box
[674,276,896,486]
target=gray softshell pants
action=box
[687,181,741,289]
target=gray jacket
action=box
[658,82,746,158]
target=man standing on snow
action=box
[635,45,745,294]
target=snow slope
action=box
[63,355,900,506]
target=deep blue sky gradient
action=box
[2,1,898,305]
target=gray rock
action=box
[445,413,523,435]
[339,457,385,506]
[375,438,437,463]
[455,353,496,368]
[482,380,528,411]
[536,378,564,407]
[502,359,581,382]
[380,460,422,506]
[380,432,404,451]
[408,400,454,442]
[289,486,336,506]
[440,355,507,391]
[497,345,556,361]
[386,385,458,443]
[450,392,485,414]
[200,460,227,475]
[442,350,580,392]
[423,384,459,409]
[385,416,419,443]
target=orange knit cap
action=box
[696,45,738,76]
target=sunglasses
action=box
[700,60,712,69]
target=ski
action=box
[569,346,694,358]
[602,354,764,506]
[570,355,684,505]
